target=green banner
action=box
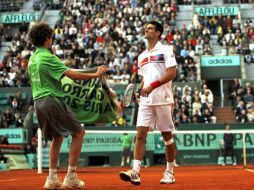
[200,55,240,67]
[0,129,27,144]
[0,12,40,23]
[154,133,254,153]
[60,132,254,153]
[60,133,155,153]
[61,77,116,124]
[194,6,239,16]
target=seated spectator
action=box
[2,108,14,126]
[202,108,212,123]
[200,89,214,107]
[235,100,247,119]
[236,109,248,123]
[14,112,23,128]
[243,82,254,95]
[192,97,202,115]
[243,89,254,108]
[203,44,212,55]
[0,135,9,145]
[192,109,202,123]
[247,107,254,122]
[0,149,8,164]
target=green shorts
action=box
[34,96,83,140]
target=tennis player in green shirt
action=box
[28,22,107,190]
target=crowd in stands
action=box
[0,0,26,12]
[0,90,25,128]
[189,10,254,62]
[228,79,254,123]
[0,0,254,126]
[177,0,211,5]
[173,80,216,124]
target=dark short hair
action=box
[148,20,164,38]
[28,22,53,47]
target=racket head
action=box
[123,83,135,107]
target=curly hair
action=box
[28,22,53,47]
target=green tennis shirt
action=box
[28,47,68,100]
[120,135,132,148]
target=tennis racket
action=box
[122,83,135,107]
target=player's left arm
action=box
[140,66,176,97]
[158,66,177,85]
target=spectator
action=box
[14,112,23,128]
[0,149,8,164]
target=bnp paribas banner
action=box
[154,133,254,153]
[60,133,155,153]
[61,77,116,124]
[154,132,254,164]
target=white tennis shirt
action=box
[138,41,177,105]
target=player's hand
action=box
[140,85,153,97]
[96,65,108,77]
[133,92,140,103]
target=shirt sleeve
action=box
[164,45,177,68]
[41,54,68,81]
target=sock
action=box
[67,166,77,179]
[132,160,141,173]
[166,162,174,173]
[49,169,57,180]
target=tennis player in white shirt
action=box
[120,20,178,185]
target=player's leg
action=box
[119,127,149,185]
[119,104,152,185]
[63,129,85,189]
[126,148,131,166]
[223,148,228,165]
[44,136,64,190]
[133,127,149,171]
[160,131,176,184]
[35,97,66,190]
[52,103,85,189]
[230,147,236,165]
[155,104,176,184]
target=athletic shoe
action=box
[160,171,175,184]
[62,174,85,189]
[233,162,236,166]
[43,177,64,190]
[119,170,141,185]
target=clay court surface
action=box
[0,165,253,190]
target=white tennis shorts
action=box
[136,104,175,132]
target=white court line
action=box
[245,168,254,173]
[0,175,45,182]
[0,179,16,182]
